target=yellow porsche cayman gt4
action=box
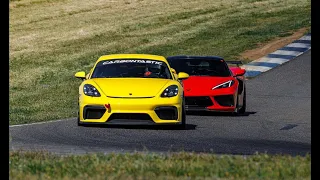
[75,54,189,127]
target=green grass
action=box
[9,151,311,180]
[9,0,311,125]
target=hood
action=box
[182,76,234,90]
[92,78,170,98]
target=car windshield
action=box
[167,58,231,77]
[91,59,172,79]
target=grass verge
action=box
[9,151,310,180]
[9,0,311,125]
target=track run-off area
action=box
[9,50,311,156]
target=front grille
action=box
[154,106,178,120]
[185,96,213,107]
[214,95,234,107]
[108,113,152,121]
[107,113,154,124]
[84,106,106,119]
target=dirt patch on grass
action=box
[239,27,310,61]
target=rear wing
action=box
[226,60,243,67]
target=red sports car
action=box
[167,55,246,115]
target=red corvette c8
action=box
[167,55,246,115]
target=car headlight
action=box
[161,85,179,97]
[212,80,235,90]
[83,84,101,97]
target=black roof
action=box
[166,55,224,61]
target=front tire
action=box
[179,100,186,128]
[238,87,246,114]
[233,87,246,115]
[77,101,83,126]
[77,111,82,126]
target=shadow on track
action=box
[186,111,256,117]
[79,124,197,130]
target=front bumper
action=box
[79,96,183,125]
[185,93,237,112]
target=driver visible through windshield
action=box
[91,59,172,79]
[168,58,231,77]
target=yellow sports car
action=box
[74,54,189,127]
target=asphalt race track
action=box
[9,50,311,155]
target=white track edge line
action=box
[9,118,74,128]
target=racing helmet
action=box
[145,64,162,74]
